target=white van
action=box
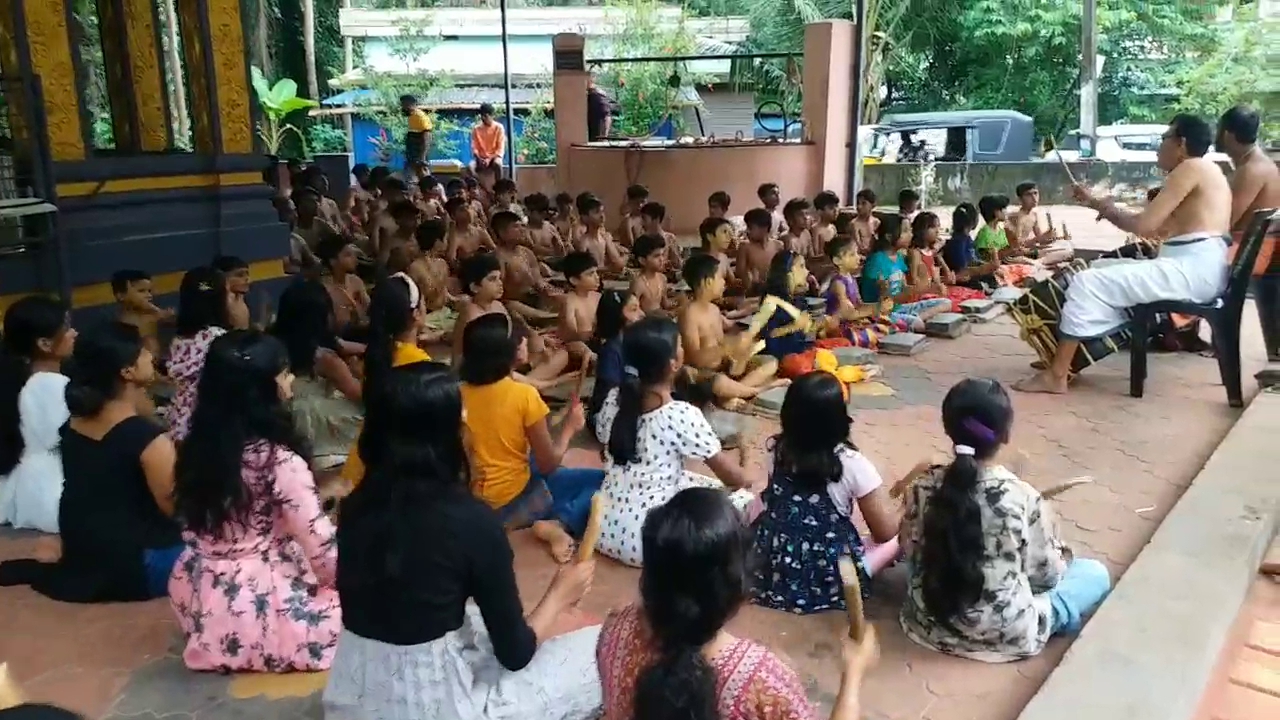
[1044,124,1232,164]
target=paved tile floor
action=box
[0,226,1271,719]
[1192,558,1280,720]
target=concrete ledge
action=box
[1017,393,1280,720]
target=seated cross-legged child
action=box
[575,194,626,275]
[943,202,1001,289]
[553,191,580,248]
[615,184,649,250]
[779,198,817,258]
[593,316,760,567]
[757,182,787,236]
[629,234,671,315]
[459,313,606,563]
[552,251,603,366]
[443,196,491,267]
[524,192,568,259]
[698,216,737,288]
[489,178,524,220]
[707,190,746,237]
[680,254,786,410]
[112,269,175,361]
[899,377,1112,661]
[823,236,909,349]
[753,371,901,614]
[975,194,1036,286]
[639,202,684,271]
[491,210,559,323]
[586,289,646,439]
[750,250,819,361]
[812,190,842,253]
[852,189,881,253]
[859,216,951,331]
[736,208,784,295]
[908,212,987,311]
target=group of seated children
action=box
[0,161,1109,720]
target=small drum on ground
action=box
[1008,258,1131,374]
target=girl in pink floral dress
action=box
[595,488,878,720]
[166,266,234,441]
[169,329,340,672]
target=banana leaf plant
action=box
[251,66,319,156]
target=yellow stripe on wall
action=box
[0,259,288,315]
[56,172,264,198]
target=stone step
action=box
[924,312,971,339]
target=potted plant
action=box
[251,67,318,196]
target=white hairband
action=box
[388,272,421,309]
[954,445,976,456]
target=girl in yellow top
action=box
[458,313,604,563]
[341,274,429,485]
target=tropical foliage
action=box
[251,67,320,155]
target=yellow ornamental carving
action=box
[207,0,252,154]
[122,0,168,151]
[23,0,84,160]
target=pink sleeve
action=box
[272,448,338,586]
[169,327,226,381]
[749,651,819,720]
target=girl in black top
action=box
[0,323,181,602]
[324,361,604,720]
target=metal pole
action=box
[846,0,868,204]
[342,0,354,152]
[1080,0,1099,151]
[499,0,517,179]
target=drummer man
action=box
[1218,104,1280,361]
[1015,114,1232,394]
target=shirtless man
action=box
[574,194,625,274]
[444,196,492,266]
[852,189,881,253]
[679,254,784,409]
[1218,105,1280,361]
[812,190,841,252]
[737,208,783,293]
[1016,113,1233,394]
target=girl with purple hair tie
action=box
[897,377,1112,662]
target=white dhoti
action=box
[1060,233,1228,339]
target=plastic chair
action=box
[1129,208,1278,408]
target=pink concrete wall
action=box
[565,143,816,235]
[513,165,559,198]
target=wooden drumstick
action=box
[551,355,594,424]
[837,555,867,642]
[577,493,608,562]
[1042,476,1094,499]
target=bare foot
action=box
[532,520,575,564]
[1012,371,1068,394]
[720,397,749,412]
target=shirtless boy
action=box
[553,191,579,247]
[1017,113,1235,394]
[897,188,921,221]
[679,253,784,410]
[1219,104,1280,360]
[737,207,783,293]
[367,177,409,255]
[453,253,509,366]
[698,216,736,281]
[492,210,559,323]
[629,234,670,315]
[316,233,371,338]
[524,193,567,258]
[381,199,421,265]
[852,189,881,252]
[113,269,174,359]
[616,184,649,249]
[407,218,454,311]
[490,178,524,220]
[444,196,492,266]
[779,198,816,257]
[812,190,841,250]
[757,182,786,236]
[639,201,683,270]
[416,175,445,220]
[557,251,602,364]
[708,190,746,237]
[575,193,625,274]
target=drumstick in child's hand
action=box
[1042,476,1094,499]
[551,355,594,424]
[837,555,867,642]
[577,493,608,563]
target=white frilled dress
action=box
[322,602,603,720]
[0,372,69,533]
[593,389,755,568]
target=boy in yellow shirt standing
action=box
[400,94,433,180]
[459,312,604,563]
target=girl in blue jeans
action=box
[898,377,1111,662]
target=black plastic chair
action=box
[1129,208,1278,408]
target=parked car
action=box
[869,110,1038,163]
[1043,124,1233,163]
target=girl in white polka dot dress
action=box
[593,317,758,567]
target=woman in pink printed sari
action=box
[595,488,878,720]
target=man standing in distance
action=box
[1015,114,1232,394]
[1218,105,1280,361]
[400,95,432,180]
[587,75,613,141]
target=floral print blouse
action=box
[596,603,816,720]
[165,326,226,441]
[898,464,1070,663]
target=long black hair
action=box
[770,371,854,493]
[342,361,466,584]
[634,488,754,720]
[608,316,680,466]
[63,322,144,418]
[0,296,68,475]
[591,289,632,352]
[270,279,338,377]
[919,377,1014,625]
[363,274,418,404]
[174,266,231,338]
[911,211,940,250]
[459,312,517,386]
[173,330,310,537]
[761,249,798,299]
[871,214,904,254]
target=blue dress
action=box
[761,296,810,359]
[752,468,869,614]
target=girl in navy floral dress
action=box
[752,372,900,614]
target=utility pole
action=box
[1080,0,1099,152]
[846,0,868,203]
[342,0,354,152]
